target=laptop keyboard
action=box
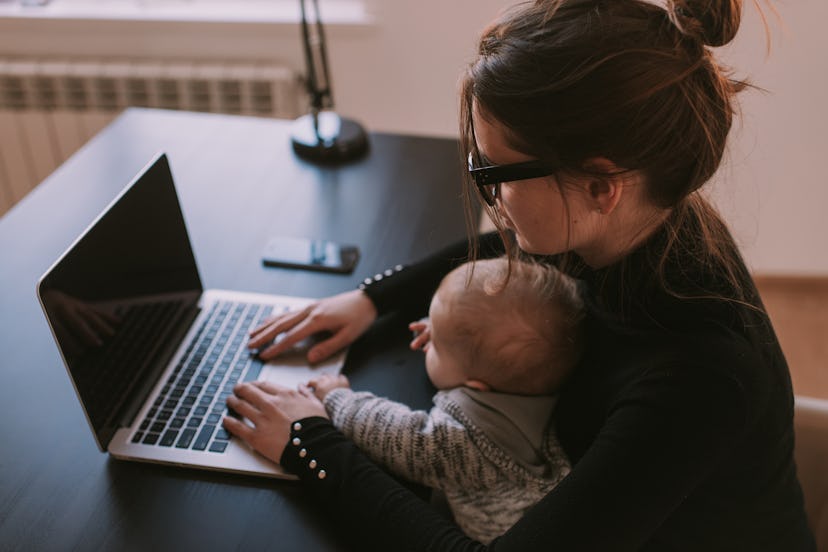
[131,300,282,453]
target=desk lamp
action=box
[290,0,369,164]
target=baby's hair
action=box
[435,257,585,395]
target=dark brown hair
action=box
[460,0,758,306]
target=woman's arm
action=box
[361,232,505,318]
[249,232,505,364]
[280,363,747,551]
[280,417,488,552]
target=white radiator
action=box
[0,58,303,216]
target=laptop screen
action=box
[38,153,203,449]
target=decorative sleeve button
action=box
[286,417,332,482]
[358,264,406,291]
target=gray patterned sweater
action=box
[323,386,571,544]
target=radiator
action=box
[0,58,303,216]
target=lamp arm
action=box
[299,0,334,112]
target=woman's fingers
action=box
[257,317,320,360]
[222,415,254,441]
[305,329,354,364]
[250,379,291,395]
[226,393,262,424]
[224,381,327,463]
[248,306,312,349]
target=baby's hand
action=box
[409,318,431,351]
[306,373,350,402]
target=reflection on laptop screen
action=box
[38,154,203,448]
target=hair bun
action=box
[669,0,743,47]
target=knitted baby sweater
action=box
[323,386,570,544]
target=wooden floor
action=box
[755,276,828,400]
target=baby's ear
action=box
[464,379,491,392]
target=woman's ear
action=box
[582,157,625,215]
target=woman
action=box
[224,0,815,549]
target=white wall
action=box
[0,0,825,274]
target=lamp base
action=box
[290,111,369,165]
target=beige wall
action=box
[0,0,825,274]
[707,0,828,276]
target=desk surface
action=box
[0,108,471,551]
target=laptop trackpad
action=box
[258,349,346,391]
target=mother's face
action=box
[472,103,597,257]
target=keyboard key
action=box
[176,428,196,448]
[143,433,160,445]
[209,441,228,453]
[132,431,144,443]
[192,425,216,451]
[160,429,179,447]
[243,360,263,382]
[214,428,230,440]
[170,417,185,429]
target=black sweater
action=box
[281,225,815,551]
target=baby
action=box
[308,256,585,543]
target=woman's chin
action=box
[514,235,557,256]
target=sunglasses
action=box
[467,152,558,206]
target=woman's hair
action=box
[435,257,585,395]
[460,0,758,306]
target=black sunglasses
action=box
[467,152,558,206]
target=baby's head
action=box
[424,257,585,396]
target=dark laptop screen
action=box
[38,153,203,449]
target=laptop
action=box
[36,152,345,479]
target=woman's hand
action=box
[409,318,432,351]
[223,381,327,464]
[307,373,350,402]
[248,289,378,364]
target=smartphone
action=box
[261,236,360,274]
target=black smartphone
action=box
[261,236,360,274]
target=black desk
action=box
[0,108,472,550]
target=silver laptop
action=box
[36,152,344,478]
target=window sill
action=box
[0,0,373,26]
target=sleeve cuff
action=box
[279,416,351,483]
[322,387,353,417]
